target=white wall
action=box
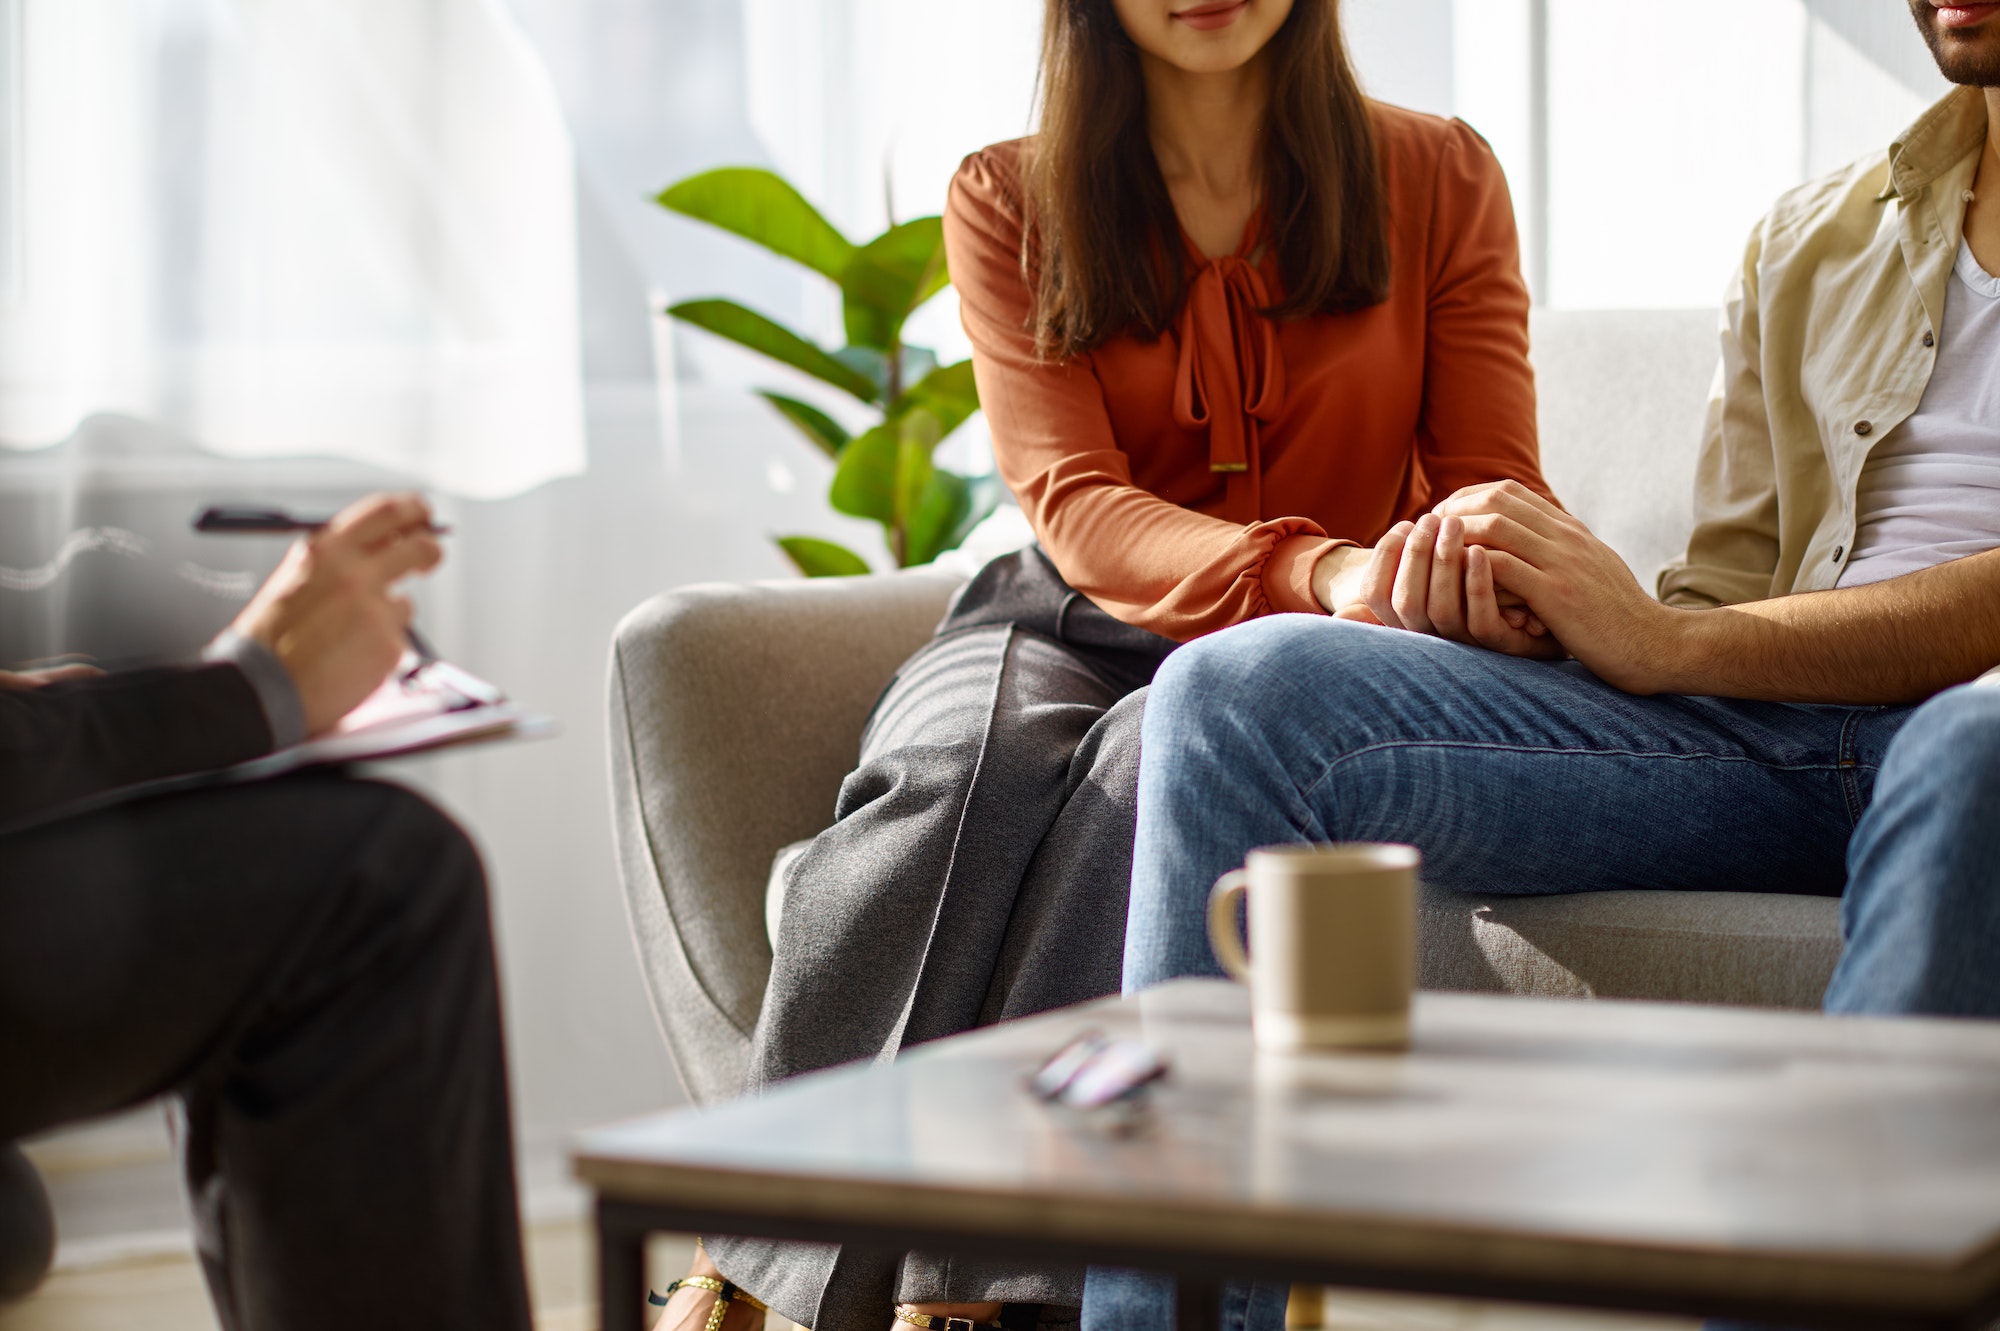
[1451,0,1952,310]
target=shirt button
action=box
[1855,420,1873,436]
[1833,545,1846,561]
[1923,330,1936,348]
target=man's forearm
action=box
[1641,548,2000,704]
[0,665,274,828]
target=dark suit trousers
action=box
[0,774,531,1331]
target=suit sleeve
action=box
[945,149,1334,643]
[1657,217,1783,608]
[0,664,275,827]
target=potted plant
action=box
[657,168,999,576]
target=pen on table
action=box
[193,505,449,673]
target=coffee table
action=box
[573,979,2000,1331]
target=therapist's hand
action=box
[0,664,105,689]
[229,493,443,736]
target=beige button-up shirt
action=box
[1659,88,1988,608]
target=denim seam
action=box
[1296,738,1853,808]
[1835,710,1874,827]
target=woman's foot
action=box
[892,1302,1005,1330]
[649,1247,768,1331]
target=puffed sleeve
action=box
[945,144,1336,642]
[1415,121,1552,505]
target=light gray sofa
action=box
[608,310,1845,1107]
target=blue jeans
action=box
[1091,615,2000,1331]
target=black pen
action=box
[192,505,451,536]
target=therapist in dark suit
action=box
[0,493,532,1331]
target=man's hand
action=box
[229,493,443,736]
[0,664,105,690]
[1434,480,1673,690]
[1316,516,1558,657]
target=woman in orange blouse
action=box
[661,3,1551,1331]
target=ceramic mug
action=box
[1207,842,1419,1051]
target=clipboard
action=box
[1,655,554,836]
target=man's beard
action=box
[1910,1,2000,86]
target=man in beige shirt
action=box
[1122,0,2000,1037]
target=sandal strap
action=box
[894,1308,1004,1331]
[649,1275,770,1331]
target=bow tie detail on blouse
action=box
[1173,253,1287,480]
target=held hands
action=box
[1314,512,1561,659]
[1312,480,1678,691]
[1428,480,1676,692]
[228,493,444,736]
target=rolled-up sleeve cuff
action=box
[203,629,306,748]
[1263,534,1347,615]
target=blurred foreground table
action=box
[574,978,2000,1331]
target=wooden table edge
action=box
[574,1153,2000,1322]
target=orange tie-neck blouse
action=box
[942,104,1550,643]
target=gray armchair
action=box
[608,311,1843,1105]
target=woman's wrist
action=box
[1311,544,1370,614]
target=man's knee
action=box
[1875,686,2000,822]
[1144,616,1402,762]
[1835,688,2000,1015]
[321,782,493,977]
[1151,615,1340,709]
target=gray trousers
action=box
[709,548,1176,1331]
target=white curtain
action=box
[0,0,584,498]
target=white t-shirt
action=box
[1837,239,2000,587]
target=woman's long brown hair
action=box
[1026,0,1390,359]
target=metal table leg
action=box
[597,1199,648,1331]
[1176,1278,1222,1331]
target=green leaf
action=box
[776,535,873,578]
[898,345,940,391]
[893,359,980,440]
[902,468,968,569]
[828,422,897,524]
[893,410,942,530]
[669,299,878,403]
[758,392,850,459]
[946,473,1005,553]
[840,217,947,350]
[832,345,891,402]
[657,169,855,283]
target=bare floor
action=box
[0,1225,1695,1331]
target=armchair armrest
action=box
[606,568,965,1104]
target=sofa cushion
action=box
[767,847,1844,1011]
[1419,881,1842,1010]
